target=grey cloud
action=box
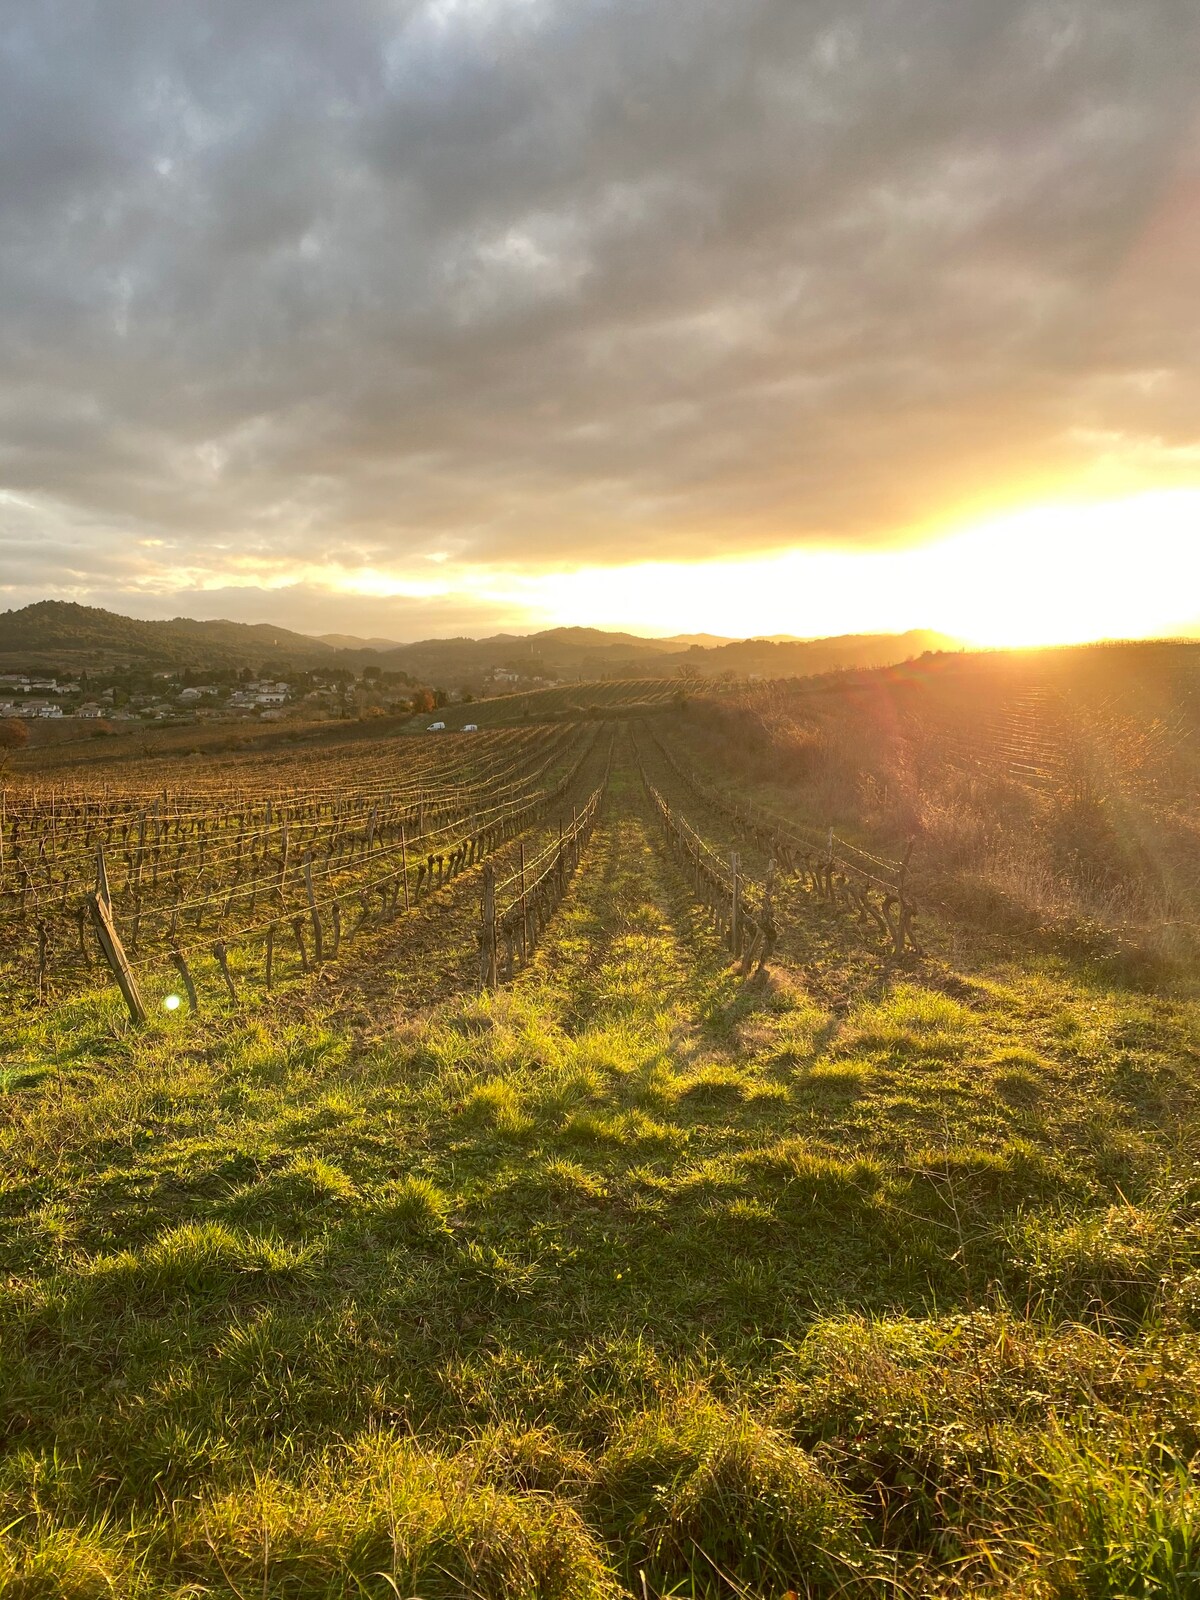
[1,0,1198,615]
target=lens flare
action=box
[163,993,182,1012]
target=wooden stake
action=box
[170,948,200,1012]
[480,863,497,990]
[304,852,324,962]
[519,841,528,959]
[212,940,237,1003]
[88,891,147,1023]
[401,823,410,912]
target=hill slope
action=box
[0,601,340,670]
[0,600,959,682]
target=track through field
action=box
[503,732,743,1050]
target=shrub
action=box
[85,1221,318,1310]
[592,1392,881,1595]
[0,717,29,751]
[370,1173,453,1242]
[180,1436,618,1600]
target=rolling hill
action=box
[0,601,341,671]
[0,600,960,683]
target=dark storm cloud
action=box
[1,0,1198,615]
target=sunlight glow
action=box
[126,487,1200,647]
[477,488,1200,646]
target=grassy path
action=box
[515,736,733,1034]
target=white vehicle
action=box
[427,720,446,731]
[463,723,478,732]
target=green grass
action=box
[0,756,1198,1595]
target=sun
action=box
[917,489,1200,648]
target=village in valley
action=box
[0,662,546,726]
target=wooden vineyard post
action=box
[896,839,915,956]
[519,842,528,960]
[265,923,277,989]
[88,843,147,1023]
[730,852,740,955]
[170,948,200,1012]
[212,941,237,1003]
[291,916,309,972]
[479,863,498,990]
[826,827,835,900]
[304,852,324,962]
[401,824,410,912]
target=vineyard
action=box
[1,676,1199,1598]
[427,677,682,728]
[1,724,606,1014]
[675,640,1200,968]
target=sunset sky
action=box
[1,1,1198,645]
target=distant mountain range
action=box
[0,600,961,683]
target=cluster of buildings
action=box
[483,668,557,692]
[0,673,69,719]
[0,668,495,729]
[0,673,307,723]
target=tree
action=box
[411,688,436,715]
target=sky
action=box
[1,0,1199,646]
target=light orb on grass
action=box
[163,993,182,1013]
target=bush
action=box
[0,717,28,751]
[180,1436,618,1600]
[592,1392,881,1595]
